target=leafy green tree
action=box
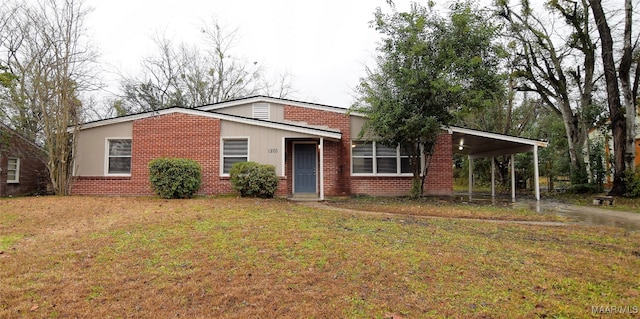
[353,1,505,198]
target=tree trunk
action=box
[560,101,588,184]
[620,0,635,172]
[589,0,627,195]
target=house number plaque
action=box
[268,148,278,154]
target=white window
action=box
[7,158,19,183]
[352,141,373,174]
[351,141,414,175]
[107,139,132,175]
[252,103,270,120]
[222,139,248,174]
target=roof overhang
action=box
[196,95,367,117]
[449,126,548,159]
[72,107,342,140]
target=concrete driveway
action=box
[518,200,640,231]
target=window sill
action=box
[76,176,131,181]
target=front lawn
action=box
[0,196,638,318]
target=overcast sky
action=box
[84,0,408,108]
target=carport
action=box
[449,126,548,201]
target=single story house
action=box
[0,123,49,196]
[71,96,546,199]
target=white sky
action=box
[84,0,404,108]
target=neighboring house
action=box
[71,96,545,198]
[588,115,640,187]
[0,123,49,196]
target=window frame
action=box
[351,141,374,174]
[7,157,20,183]
[351,141,418,176]
[221,137,250,176]
[105,138,132,176]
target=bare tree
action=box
[0,0,98,194]
[497,0,600,185]
[119,35,185,113]
[118,19,294,113]
[261,71,296,99]
[589,0,640,195]
[199,20,264,103]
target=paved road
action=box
[517,200,640,231]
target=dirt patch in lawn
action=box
[1,196,638,318]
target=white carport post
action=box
[319,138,324,201]
[468,156,473,198]
[491,157,495,198]
[511,154,516,202]
[533,144,540,201]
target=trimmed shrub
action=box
[149,158,202,199]
[229,161,279,198]
[624,170,640,198]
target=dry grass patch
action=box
[0,196,638,318]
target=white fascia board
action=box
[448,126,548,148]
[73,108,342,140]
[70,111,163,132]
[468,145,536,159]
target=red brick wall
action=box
[351,177,415,196]
[424,133,453,195]
[284,105,453,197]
[284,141,293,196]
[0,127,49,196]
[349,133,453,196]
[73,113,217,195]
[284,105,351,196]
[72,108,453,197]
[72,113,290,197]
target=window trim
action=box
[7,157,20,183]
[105,138,132,176]
[220,137,250,176]
[351,141,417,176]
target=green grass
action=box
[0,234,23,251]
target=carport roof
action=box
[449,126,548,159]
